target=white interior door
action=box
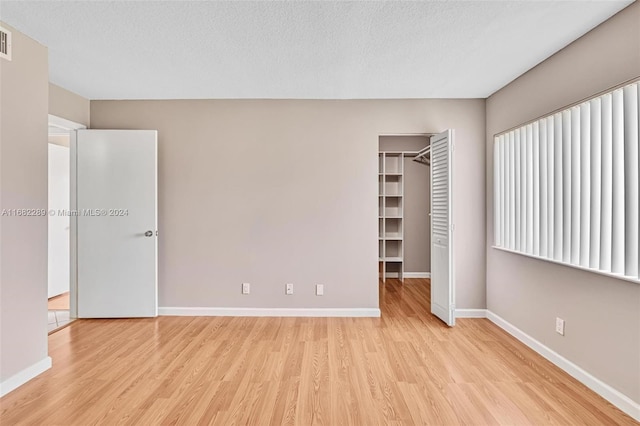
[48,143,70,298]
[430,130,455,326]
[72,129,158,318]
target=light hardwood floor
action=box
[47,292,70,311]
[1,279,635,425]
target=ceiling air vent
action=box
[0,26,12,61]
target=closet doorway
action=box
[378,131,455,326]
[378,135,432,281]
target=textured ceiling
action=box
[0,1,633,100]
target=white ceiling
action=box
[0,1,633,100]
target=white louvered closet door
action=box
[430,130,455,326]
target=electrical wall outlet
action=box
[242,283,250,295]
[286,283,294,295]
[555,317,565,335]
[316,284,324,296]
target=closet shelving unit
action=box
[379,145,431,282]
[379,151,407,282]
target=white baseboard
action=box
[159,307,381,318]
[486,311,640,422]
[384,272,430,279]
[455,308,488,318]
[405,272,430,278]
[0,356,52,397]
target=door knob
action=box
[144,230,153,237]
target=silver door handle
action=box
[144,230,153,237]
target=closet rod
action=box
[413,145,431,166]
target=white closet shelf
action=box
[379,149,419,282]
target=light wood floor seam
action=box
[1,279,636,425]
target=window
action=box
[494,81,639,283]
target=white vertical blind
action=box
[611,89,625,274]
[500,136,506,248]
[570,106,581,265]
[526,125,534,254]
[540,119,548,257]
[509,131,516,250]
[637,83,640,280]
[601,93,613,272]
[533,122,540,256]
[624,85,639,277]
[562,110,572,264]
[494,136,501,246]
[590,98,602,269]
[501,136,507,249]
[555,112,564,262]
[520,128,527,252]
[515,130,521,251]
[547,116,555,260]
[493,81,640,283]
[579,102,591,268]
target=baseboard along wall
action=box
[0,357,52,397]
[454,308,639,422]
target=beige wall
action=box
[91,99,485,310]
[379,136,431,273]
[0,24,49,384]
[486,2,640,403]
[49,83,89,127]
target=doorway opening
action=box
[378,135,432,282]
[47,114,86,333]
[377,130,455,326]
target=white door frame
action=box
[48,114,86,319]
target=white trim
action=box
[386,272,430,279]
[486,311,640,422]
[69,132,78,320]
[379,133,432,137]
[0,357,52,397]
[159,307,381,317]
[48,114,86,131]
[50,114,85,320]
[405,272,430,278]
[455,308,487,318]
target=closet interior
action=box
[378,135,431,282]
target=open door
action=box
[430,130,455,326]
[71,129,158,318]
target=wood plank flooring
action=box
[1,279,636,425]
[47,292,70,311]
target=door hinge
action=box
[449,304,456,312]
[451,224,455,231]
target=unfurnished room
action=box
[0,1,639,424]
